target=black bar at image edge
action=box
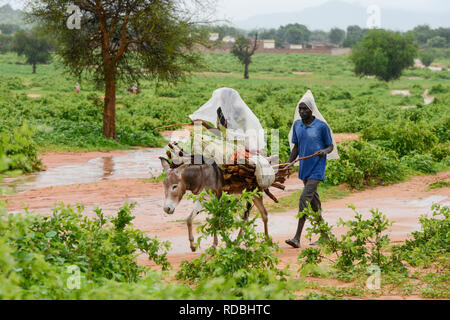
[0,300,448,318]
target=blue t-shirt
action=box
[291,118,333,182]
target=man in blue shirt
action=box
[285,101,334,249]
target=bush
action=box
[392,205,449,267]
[419,50,435,67]
[427,36,447,48]
[429,83,448,94]
[430,144,450,162]
[3,203,171,282]
[0,201,302,300]
[175,190,292,296]
[0,75,26,90]
[0,202,178,299]
[325,140,406,189]
[0,123,42,173]
[401,152,439,174]
[362,122,438,157]
[298,204,405,273]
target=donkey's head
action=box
[160,157,188,215]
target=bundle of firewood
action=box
[165,142,293,203]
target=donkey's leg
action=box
[187,200,203,252]
[238,202,253,238]
[253,196,269,238]
[212,234,218,249]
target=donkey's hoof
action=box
[190,246,197,252]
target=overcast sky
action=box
[3,0,450,22]
[215,0,449,22]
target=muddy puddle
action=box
[1,148,167,194]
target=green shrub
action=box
[0,202,178,299]
[176,190,291,294]
[430,83,448,94]
[362,122,439,157]
[392,205,449,268]
[0,201,301,300]
[401,152,439,174]
[431,118,450,143]
[325,140,406,189]
[0,75,26,90]
[419,50,435,67]
[3,203,171,282]
[298,204,405,273]
[0,123,41,173]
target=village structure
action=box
[205,33,351,56]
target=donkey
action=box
[160,157,270,252]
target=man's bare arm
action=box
[192,120,222,137]
[288,145,299,163]
[317,144,334,159]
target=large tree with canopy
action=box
[26,0,213,140]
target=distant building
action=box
[209,33,219,42]
[308,41,337,49]
[290,44,303,50]
[263,40,275,49]
[331,48,352,56]
[223,36,236,43]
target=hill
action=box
[0,4,27,28]
[236,1,450,31]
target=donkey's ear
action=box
[160,157,171,173]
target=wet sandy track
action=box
[1,125,449,278]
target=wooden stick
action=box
[272,152,321,169]
[264,189,279,203]
[155,123,192,131]
[271,183,286,191]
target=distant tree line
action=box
[205,24,450,49]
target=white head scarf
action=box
[189,88,266,153]
[288,90,339,160]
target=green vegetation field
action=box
[0,51,449,300]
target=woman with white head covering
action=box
[189,88,266,154]
[286,90,339,249]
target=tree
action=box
[343,25,366,48]
[282,24,310,45]
[27,0,210,140]
[412,25,435,45]
[350,29,418,82]
[329,28,345,46]
[11,29,52,73]
[0,34,13,54]
[310,30,328,42]
[427,36,447,48]
[434,27,450,45]
[231,33,258,79]
[419,50,435,67]
[0,24,21,35]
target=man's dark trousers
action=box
[293,179,322,241]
